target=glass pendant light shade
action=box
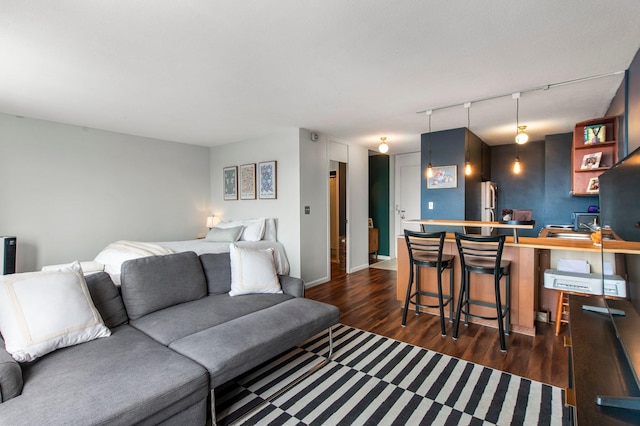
[513,156,521,174]
[515,125,529,144]
[427,163,433,178]
[378,137,389,153]
[465,161,472,175]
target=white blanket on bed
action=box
[94,240,175,284]
[93,239,290,285]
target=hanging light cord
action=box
[466,106,470,162]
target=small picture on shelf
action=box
[580,152,602,169]
[586,177,599,193]
[584,124,606,145]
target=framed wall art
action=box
[258,161,277,199]
[427,165,457,189]
[223,166,238,200]
[239,163,256,200]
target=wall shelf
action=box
[571,116,619,197]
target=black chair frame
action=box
[453,232,511,351]
[402,230,454,336]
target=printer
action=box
[543,269,626,297]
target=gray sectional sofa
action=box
[0,251,339,425]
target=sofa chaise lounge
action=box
[0,250,339,425]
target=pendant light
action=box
[464,102,472,176]
[378,136,389,153]
[426,111,433,178]
[513,145,522,174]
[513,93,529,144]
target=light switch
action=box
[428,202,434,210]
[305,206,310,214]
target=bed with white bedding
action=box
[88,218,290,284]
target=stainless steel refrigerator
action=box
[481,181,498,235]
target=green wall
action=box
[369,155,390,256]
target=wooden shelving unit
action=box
[571,116,619,196]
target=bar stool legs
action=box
[453,233,511,352]
[402,230,455,336]
[403,261,453,335]
[555,291,569,336]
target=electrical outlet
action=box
[305,206,310,214]
[428,202,434,210]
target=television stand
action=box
[567,295,640,425]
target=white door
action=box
[395,153,422,243]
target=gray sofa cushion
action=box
[85,272,128,328]
[0,338,22,402]
[199,253,232,295]
[0,325,209,426]
[130,293,294,345]
[169,298,340,388]
[121,252,207,320]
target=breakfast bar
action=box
[397,220,640,336]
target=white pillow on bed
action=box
[205,226,243,242]
[0,261,111,362]
[217,218,266,241]
[228,244,282,296]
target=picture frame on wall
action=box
[580,152,602,169]
[239,163,256,200]
[586,177,600,193]
[258,161,277,199]
[427,165,457,189]
[223,166,238,200]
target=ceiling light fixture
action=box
[426,111,433,178]
[513,93,529,144]
[464,102,472,176]
[378,136,389,154]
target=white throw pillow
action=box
[218,218,266,241]
[228,244,282,296]
[0,261,111,363]
[205,226,243,242]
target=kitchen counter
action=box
[404,219,535,243]
[396,234,640,336]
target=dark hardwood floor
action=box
[306,261,569,389]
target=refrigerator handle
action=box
[489,184,496,210]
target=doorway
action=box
[330,161,347,278]
[394,153,422,242]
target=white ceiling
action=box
[2,1,640,154]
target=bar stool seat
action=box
[403,230,455,336]
[453,232,511,351]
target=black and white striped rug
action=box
[216,325,569,425]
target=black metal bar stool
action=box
[402,230,455,336]
[453,232,511,351]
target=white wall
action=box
[209,129,302,276]
[300,129,330,284]
[0,114,211,272]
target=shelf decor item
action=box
[586,177,600,193]
[258,161,277,199]
[427,165,457,189]
[239,163,256,200]
[223,166,238,200]
[584,124,606,144]
[580,152,602,169]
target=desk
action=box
[567,295,640,425]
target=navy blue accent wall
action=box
[369,155,390,256]
[543,133,598,225]
[491,141,545,237]
[421,129,466,232]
